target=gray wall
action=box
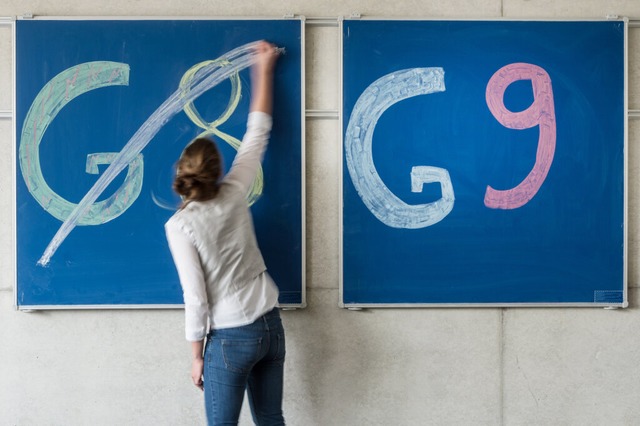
[2,1,640,425]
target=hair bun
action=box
[173,138,223,203]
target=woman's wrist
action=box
[191,340,205,361]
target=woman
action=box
[165,41,284,426]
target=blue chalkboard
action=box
[342,20,626,306]
[15,18,304,308]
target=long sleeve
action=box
[165,220,209,342]
[224,111,273,194]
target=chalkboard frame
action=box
[14,16,306,310]
[339,17,628,308]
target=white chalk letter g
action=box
[345,68,455,229]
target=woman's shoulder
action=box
[165,201,199,227]
[165,204,203,241]
[165,209,186,231]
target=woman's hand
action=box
[252,40,279,77]
[191,357,204,391]
[249,40,279,115]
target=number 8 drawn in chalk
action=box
[180,59,263,205]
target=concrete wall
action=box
[1,1,640,425]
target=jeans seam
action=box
[204,340,218,424]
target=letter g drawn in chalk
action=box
[344,67,455,229]
[19,61,144,226]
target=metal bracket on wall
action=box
[306,17,340,27]
[306,109,339,119]
[0,17,13,121]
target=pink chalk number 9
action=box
[484,63,556,209]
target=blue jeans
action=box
[203,308,286,426]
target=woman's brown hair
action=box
[173,138,223,206]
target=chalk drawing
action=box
[19,61,143,226]
[24,42,262,266]
[344,67,455,229]
[179,59,263,205]
[484,62,556,209]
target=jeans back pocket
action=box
[221,338,262,374]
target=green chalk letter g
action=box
[19,61,143,225]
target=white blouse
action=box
[165,112,279,342]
